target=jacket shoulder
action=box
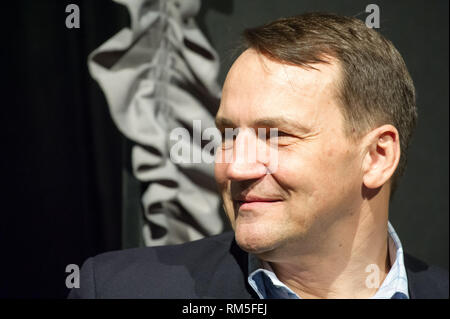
[92,231,235,270]
[404,253,449,299]
[68,232,247,298]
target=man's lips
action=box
[233,196,283,211]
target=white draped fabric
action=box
[88,0,224,246]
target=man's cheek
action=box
[275,156,322,196]
[274,155,308,180]
[214,162,228,183]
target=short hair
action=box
[242,12,417,195]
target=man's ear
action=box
[361,125,401,189]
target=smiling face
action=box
[215,49,366,259]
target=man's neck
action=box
[263,203,391,299]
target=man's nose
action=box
[225,129,268,181]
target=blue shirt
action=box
[247,221,409,299]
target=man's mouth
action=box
[233,195,283,211]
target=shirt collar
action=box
[247,221,409,299]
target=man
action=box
[69,13,448,299]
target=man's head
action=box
[214,13,417,258]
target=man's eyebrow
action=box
[215,116,311,133]
[252,117,311,133]
[215,117,236,129]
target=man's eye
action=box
[274,131,289,137]
[220,131,235,149]
[221,128,239,140]
[269,131,290,139]
[221,131,234,141]
[269,131,300,146]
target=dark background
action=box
[0,0,448,298]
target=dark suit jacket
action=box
[68,231,448,299]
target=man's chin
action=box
[234,226,279,255]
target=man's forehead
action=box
[217,49,342,125]
[225,49,340,92]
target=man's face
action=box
[215,49,364,259]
